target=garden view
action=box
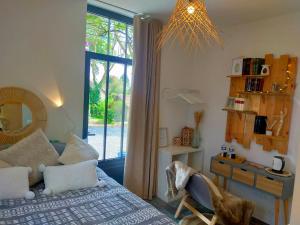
[85,12,133,160]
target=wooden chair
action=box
[175,174,220,225]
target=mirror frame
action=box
[0,87,47,144]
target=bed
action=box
[0,144,176,225]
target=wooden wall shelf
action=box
[254,134,288,141]
[227,74,269,78]
[222,108,257,115]
[225,54,298,154]
[238,91,291,97]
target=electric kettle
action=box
[272,156,285,173]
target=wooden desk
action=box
[210,156,295,225]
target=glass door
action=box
[84,57,132,161]
[84,5,133,184]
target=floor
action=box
[87,125,128,160]
[148,198,269,225]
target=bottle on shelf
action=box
[221,144,228,157]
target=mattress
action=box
[0,168,176,225]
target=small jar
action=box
[221,144,228,157]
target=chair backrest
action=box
[185,174,214,210]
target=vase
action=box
[192,127,201,148]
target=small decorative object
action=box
[173,137,182,146]
[266,130,273,136]
[232,57,244,75]
[192,112,203,148]
[279,64,293,93]
[275,108,288,136]
[261,65,270,75]
[221,144,228,157]
[159,128,169,147]
[225,97,235,109]
[181,127,193,146]
[234,97,248,111]
[269,108,288,136]
[272,156,285,174]
[228,145,236,159]
[254,116,267,134]
[271,83,280,93]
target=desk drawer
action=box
[232,168,255,186]
[256,175,283,197]
[211,160,231,177]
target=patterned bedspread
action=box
[0,168,176,225]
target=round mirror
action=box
[0,103,33,133]
[0,87,47,144]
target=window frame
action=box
[83,5,133,161]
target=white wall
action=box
[160,44,199,139]
[0,0,87,142]
[160,12,300,224]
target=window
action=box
[84,5,133,161]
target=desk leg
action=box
[275,199,280,225]
[284,199,289,225]
[223,178,228,190]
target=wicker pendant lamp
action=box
[157,0,222,50]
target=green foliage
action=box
[86,14,108,54]
[86,13,133,125]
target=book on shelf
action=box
[242,58,251,75]
[245,77,264,92]
[242,58,265,75]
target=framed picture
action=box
[232,57,244,75]
[159,128,169,147]
[225,97,235,109]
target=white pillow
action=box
[39,160,104,195]
[58,134,99,165]
[0,167,35,200]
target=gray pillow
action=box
[51,142,66,156]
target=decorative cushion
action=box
[58,135,99,165]
[51,142,66,156]
[0,129,59,186]
[0,160,11,168]
[39,160,103,195]
[0,167,35,200]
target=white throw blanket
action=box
[165,161,197,199]
[174,161,197,190]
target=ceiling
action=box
[90,0,300,27]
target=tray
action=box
[216,154,246,164]
[265,168,292,177]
